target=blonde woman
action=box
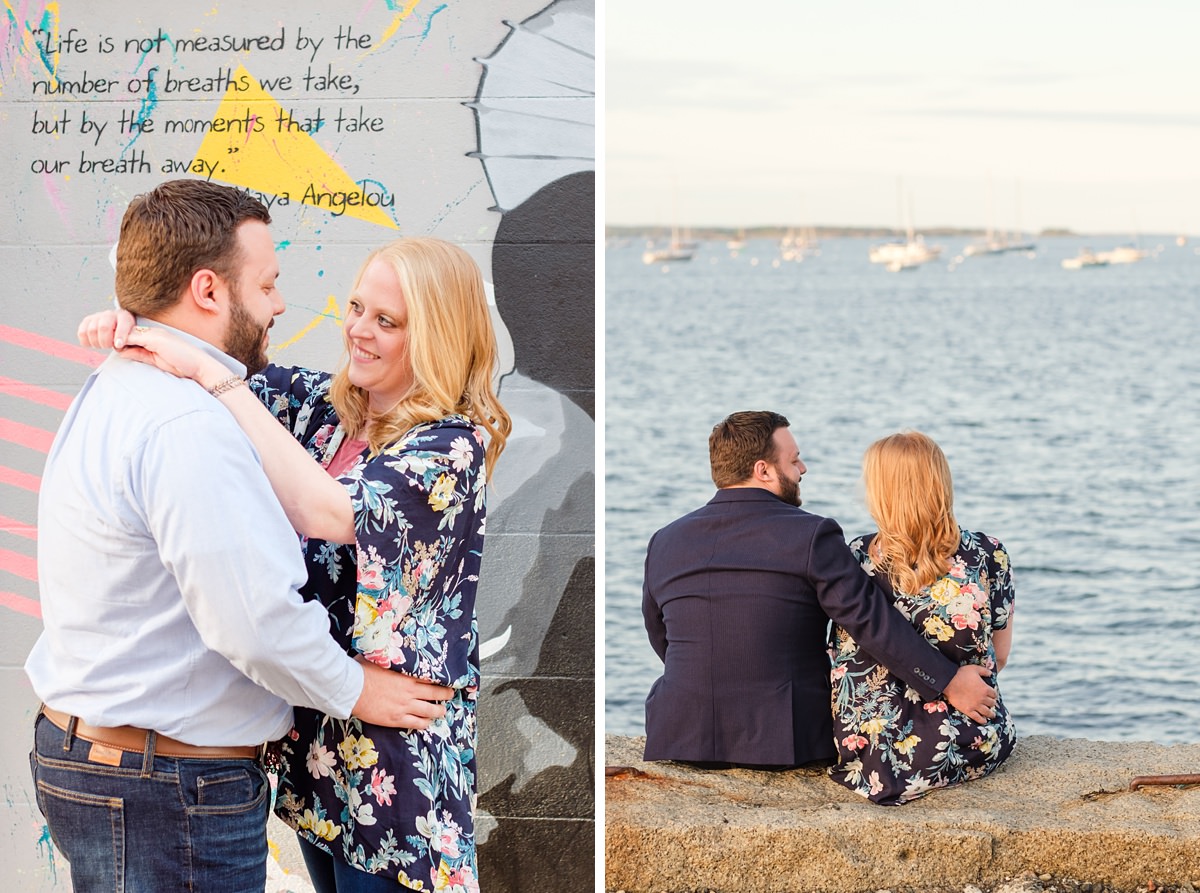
[85,237,510,891]
[829,431,1015,805]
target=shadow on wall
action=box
[477,170,595,892]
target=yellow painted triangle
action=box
[192,64,397,229]
[269,295,344,358]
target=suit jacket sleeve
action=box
[642,532,668,663]
[808,517,957,699]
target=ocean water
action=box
[604,235,1200,745]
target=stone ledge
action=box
[604,735,1200,893]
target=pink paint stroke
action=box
[0,547,37,581]
[0,375,73,411]
[0,418,54,452]
[0,324,103,368]
[0,465,41,492]
[0,513,37,540]
[0,590,41,619]
[40,171,76,235]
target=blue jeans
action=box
[299,835,407,891]
[29,713,270,893]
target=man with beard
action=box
[26,179,453,893]
[641,410,999,769]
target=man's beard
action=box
[224,285,270,374]
[775,468,801,506]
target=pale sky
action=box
[605,0,1200,235]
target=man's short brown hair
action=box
[709,410,790,487]
[115,179,271,316]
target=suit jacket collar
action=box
[708,487,794,508]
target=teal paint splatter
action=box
[118,30,171,154]
[422,4,448,39]
[122,73,159,155]
[375,1,445,45]
[132,30,175,73]
[427,179,484,232]
[276,240,292,251]
[29,9,58,79]
[357,178,390,195]
[135,75,159,124]
[354,178,400,226]
[36,825,58,882]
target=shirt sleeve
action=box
[987,535,1015,631]
[341,419,487,689]
[809,517,958,699]
[134,405,363,718]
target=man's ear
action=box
[186,268,223,314]
[753,458,775,484]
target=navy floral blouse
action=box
[828,528,1016,805]
[251,364,486,891]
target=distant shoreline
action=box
[606,225,1094,239]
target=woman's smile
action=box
[343,257,415,411]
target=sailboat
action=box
[868,184,942,271]
[963,228,1036,257]
[780,226,820,261]
[642,182,697,264]
[1096,216,1148,264]
[963,179,1036,257]
[1061,248,1109,270]
[868,235,942,270]
[1096,245,1147,264]
[642,224,696,264]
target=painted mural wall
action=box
[0,1,594,890]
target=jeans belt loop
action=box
[63,714,77,752]
[141,730,156,777]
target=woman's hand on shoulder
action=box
[77,307,225,387]
[78,307,136,350]
[122,325,228,387]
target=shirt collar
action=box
[134,317,247,379]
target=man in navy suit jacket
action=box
[642,411,997,768]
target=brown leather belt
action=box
[40,705,260,761]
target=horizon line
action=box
[604,223,1188,238]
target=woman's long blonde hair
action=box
[862,431,960,595]
[329,237,511,474]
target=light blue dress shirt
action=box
[26,323,363,746]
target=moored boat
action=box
[1096,245,1147,265]
[1061,248,1109,270]
[869,235,942,269]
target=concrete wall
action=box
[0,2,594,889]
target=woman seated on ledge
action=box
[828,431,1016,804]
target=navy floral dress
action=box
[828,528,1016,805]
[251,365,486,891]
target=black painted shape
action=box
[492,170,595,419]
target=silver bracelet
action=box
[207,375,247,397]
